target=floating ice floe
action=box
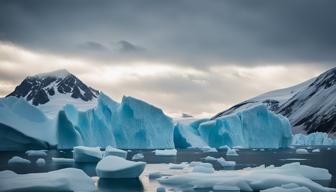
[132,153,144,160]
[169,162,188,170]
[202,156,218,161]
[158,162,335,192]
[73,146,102,163]
[36,158,46,166]
[0,168,95,192]
[25,150,47,157]
[192,165,215,173]
[261,186,311,192]
[154,149,177,156]
[296,149,309,155]
[52,157,75,163]
[217,157,236,167]
[8,156,31,165]
[312,149,320,153]
[96,156,146,178]
[226,148,239,156]
[103,145,127,159]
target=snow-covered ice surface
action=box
[158,162,335,192]
[96,156,146,178]
[73,146,102,163]
[0,168,95,192]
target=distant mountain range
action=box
[212,67,336,136]
[5,67,336,136]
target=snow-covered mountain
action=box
[7,69,99,117]
[212,67,336,135]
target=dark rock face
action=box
[7,72,99,106]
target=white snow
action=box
[103,145,127,159]
[96,156,146,178]
[25,150,47,157]
[296,149,309,155]
[0,168,95,191]
[154,149,177,156]
[132,153,144,160]
[73,146,102,163]
[8,156,31,165]
[36,158,46,166]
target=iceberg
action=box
[198,105,293,148]
[96,156,146,178]
[226,148,239,156]
[132,153,144,160]
[103,145,127,159]
[73,146,102,163]
[154,149,177,156]
[36,158,46,166]
[57,93,174,149]
[292,132,336,146]
[0,97,55,150]
[217,157,236,167]
[0,168,95,192]
[25,150,47,157]
[8,156,31,165]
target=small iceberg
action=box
[168,162,188,170]
[154,149,177,156]
[312,149,320,153]
[217,157,236,167]
[8,156,31,165]
[103,145,127,159]
[36,158,46,166]
[192,165,215,173]
[96,156,146,178]
[0,168,95,192]
[202,156,218,161]
[296,149,309,155]
[226,148,239,156]
[73,146,102,163]
[132,153,144,160]
[25,150,47,157]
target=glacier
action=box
[175,105,293,148]
[292,132,336,146]
[57,93,174,149]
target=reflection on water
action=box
[0,147,335,191]
[98,178,144,192]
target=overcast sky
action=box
[0,0,335,117]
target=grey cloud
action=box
[78,41,108,51]
[0,0,335,68]
[116,40,144,53]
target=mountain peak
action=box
[7,69,99,111]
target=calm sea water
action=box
[0,147,335,191]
